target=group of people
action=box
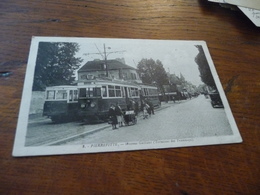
[108,103,124,129]
[108,99,155,129]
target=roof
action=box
[78,59,136,72]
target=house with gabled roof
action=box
[77,59,142,83]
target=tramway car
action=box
[43,85,79,122]
[139,84,161,106]
[77,80,160,122]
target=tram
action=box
[43,85,79,122]
[77,80,160,122]
[139,84,161,106]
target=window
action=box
[121,87,125,97]
[79,88,86,98]
[144,88,148,96]
[89,87,94,97]
[108,85,115,97]
[135,88,139,96]
[46,90,55,100]
[130,87,139,97]
[102,86,107,97]
[115,86,121,97]
[148,89,153,95]
[106,85,122,97]
[74,90,78,101]
[69,90,73,101]
[127,87,131,97]
[56,90,67,100]
[94,87,101,97]
[69,90,78,101]
[79,87,101,98]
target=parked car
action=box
[208,93,224,108]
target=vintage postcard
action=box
[224,0,260,10]
[238,6,260,27]
[13,37,242,157]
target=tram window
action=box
[131,88,134,96]
[68,90,78,101]
[127,87,131,97]
[108,85,115,97]
[141,89,145,96]
[130,88,134,97]
[115,86,121,97]
[74,90,78,101]
[130,87,138,97]
[152,89,156,95]
[94,87,101,97]
[154,89,158,95]
[69,90,73,101]
[148,89,152,95]
[136,88,139,96]
[144,88,148,96]
[56,90,67,100]
[121,87,125,97]
[89,87,94,97]
[79,88,86,97]
[102,86,107,97]
[151,89,154,95]
[46,90,55,100]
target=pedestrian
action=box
[143,103,149,119]
[108,104,118,129]
[172,96,175,103]
[115,102,124,127]
[146,100,154,115]
[134,101,139,116]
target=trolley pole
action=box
[84,44,126,78]
[104,44,108,77]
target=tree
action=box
[32,42,83,91]
[195,45,216,89]
[137,58,169,91]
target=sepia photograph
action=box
[13,37,242,157]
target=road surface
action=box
[65,95,233,145]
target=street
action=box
[64,95,233,145]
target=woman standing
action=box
[108,104,118,129]
[115,103,124,127]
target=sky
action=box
[75,38,205,86]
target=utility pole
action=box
[84,44,126,78]
[104,44,108,77]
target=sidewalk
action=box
[26,119,110,146]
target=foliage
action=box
[168,73,198,94]
[168,74,182,86]
[137,58,169,91]
[32,42,83,91]
[194,45,216,89]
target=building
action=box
[77,59,142,83]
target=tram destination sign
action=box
[13,37,242,157]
